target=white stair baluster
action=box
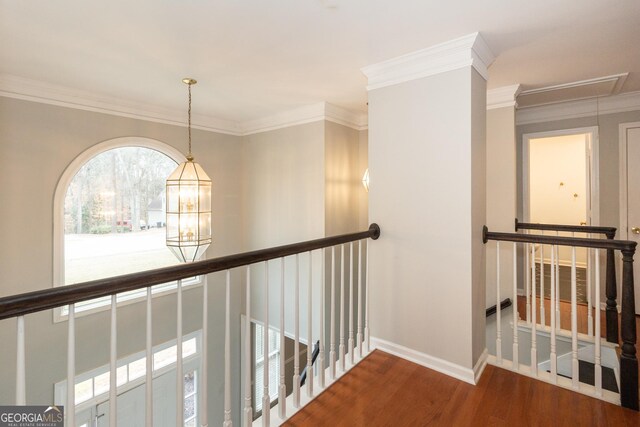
[571,246,579,389]
[319,250,325,389]
[512,243,519,369]
[306,251,313,397]
[224,271,233,427]
[176,280,183,427]
[201,278,209,427]
[279,259,286,420]
[263,262,270,427]
[348,242,354,364]
[146,287,153,427]
[526,239,531,324]
[330,246,336,379]
[365,239,370,353]
[66,303,75,427]
[16,315,25,405]
[540,245,545,327]
[339,245,346,371]
[531,244,537,376]
[357,241,363,358]
[587,243,594,337]
[293,254,301,408]
[595,248,602,396]
[555,231,561,330]
[496,241,502,364]
[550,245,557,383]
[244,267,253,427]
[110,295,117,427]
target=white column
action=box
[262,262,270,427]
[330,246,336,378]
[306,251,313,397]
[550,245,557,383]
[278,259,286,420]
[594,249,602,396]
[339,245,346,371]
[110,295,117,427]
[145,287,153,427]
[244,267,253,427]
[364,239,371,352]
[587,244,594,337]
[530,245,537,376]
[176,280,183,427]
[540,245,545,327]
[357,241,363,358]
[318,250,325,389]
[571,247,579,389]
[201,277,209,427]
[555,231,561,330]
[348,242,354,364]
[496,241,502,364]
[293,254,301,408]
[224,271,232,427]
[526,241,531,324]
[512,243,519,369]
[66,303,75,427]
[15,316,25,405]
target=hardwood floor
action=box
[285,350,640,426]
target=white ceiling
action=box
[1,0,640,124]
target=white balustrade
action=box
[357,241,363,358]
[525,240,531,324]
[348,243,354,364]
[262,262,270,427]
[365,240,370,352]
[496,241,502,364]
[555,231,561,331]
[530,244,537,375]
[587,243,594,337]
[224,271,233,427]
[306,251,313,397]
[110,295,117,427]
[540,245,545,327]
[330,247,336,379]
[293,254,301,408]
[339,245,346,371]
[16,315,25,405]
[318,250,325,390]
[146,287,153,427]
[594,248,602,396]
[66,303,75,427]
[279,260,286,420]
[512,243,519,369]
[550,245,557,383]
[176,280,184,427]
[571,247,579,389]
[244,267,253,427]
[202,278,209,427]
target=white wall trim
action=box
[487,84,521,110]
[516,90,640,125]
[474,348,489,384]
[0,74,368,136]
[370,336,478,385]
[241,102,367,135]
[361,32,495,91]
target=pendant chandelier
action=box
[166,78,212,263]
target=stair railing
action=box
[0,224,381,427]
[483,226,637,411]
[515,219,619,343]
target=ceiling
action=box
[1,0,640,124]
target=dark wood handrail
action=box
[483,226,635,252]
[0,224,381,321]
[515,218,617,239]
[484,224,638,411]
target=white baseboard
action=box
[370,336,482,385]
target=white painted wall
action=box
[368,66,486,374]
[485,106,517,309]
[0,96,244,425]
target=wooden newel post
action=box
[620,248,638,411]
[605,246,618,343]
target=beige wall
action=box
[368,66,486,375]
[485,106,517,308]
[0,97,244,424]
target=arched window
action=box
[54,137,200,319]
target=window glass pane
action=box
[64,147,179,286]
[154,345,177,370]
[184,371,196,395]
[184,395,196,419]
[93,372,109,396]
[117,365,128,386]
[183,338,197,358]
[75,378,93,404]
[184,419,196,427]
[128,357,146,381]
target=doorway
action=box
[619,121,640,315]
[523,127,599,303]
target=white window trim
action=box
[52,136,198,322]
[54,330,201,414]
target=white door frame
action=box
[522,126,600,226]
[619,121,640,239]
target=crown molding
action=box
[361,32,495,91]
[487,84,522,110]
[0,74,243,135]
[241,102,367,135]
[0,74,368,136]
[516,90,640,125]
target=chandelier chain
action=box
[187,82,192,158]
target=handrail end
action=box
[482,225,489,244]
[369,223,381,240]
[514,218,519,232]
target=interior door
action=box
[625,124,640,314]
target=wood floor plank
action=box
[284,350,640,426]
